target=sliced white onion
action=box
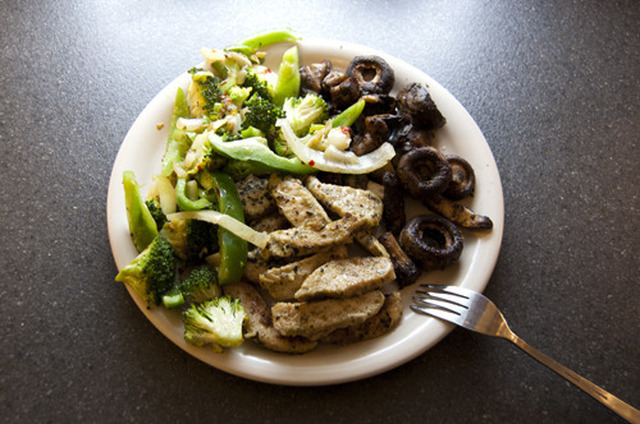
[167,211,270,249]
[176,117,206,131]
[324,145,359,164]
[277,119,395,174]
[152,174,177,214]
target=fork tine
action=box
[412,296,466,316]
[415,290,470,310]
[420,284,473,299]
[410,304,463,325]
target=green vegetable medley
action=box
[116,29,395,353]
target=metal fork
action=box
[412,284,640,423]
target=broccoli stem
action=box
[273,46,300,107]
[122,171,159,252]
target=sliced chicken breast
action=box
[272,290,386,340]
[294,256,396,301]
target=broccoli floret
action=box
[115,235,177,306]
[181,265,221,303]
[183,296,246,351]
[145,198,166,230]
[187,68,222,117]
[243,71,273,101]
[162,265,221,308]
[242,94,284,137]
[283,93,329,137]
[161,218,219,262]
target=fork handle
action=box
[507,334,640,423]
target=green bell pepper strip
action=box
[161,87,191,177]
[122,171,159,252]
[211,172,247,285]
[331,98,366,128]
[207,134,316,174]
[273,46,300,106]
[226,28,300,54]
[175,177,212,211]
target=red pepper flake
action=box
[308,160,315,167]
[265,68,273,73]
[340,126,350,135]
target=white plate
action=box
[107,37,504,386]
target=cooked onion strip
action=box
[277,119,395,174]
[167,211,270,249]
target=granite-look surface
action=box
[1,1,638,423]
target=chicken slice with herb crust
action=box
[272,290,386,340]
[223,281,318,354]
[321,292,403,345]
[269,174,330,230]
[294,256,395,301]
[259,247,348,300]
[306,176,383,227]
[260,214,363,259]
[236,174,275,221]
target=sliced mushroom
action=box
[351,114,392,156]
[299,60,331,95]
[397,146,452,199]
[423,194,493,230]
[346,56,395,95]
[396,83,446,130]
[399,215,463,271]
[378,232,420,288]
[381,172,405,235]
[321,69,361,110]
[443,155,476,200]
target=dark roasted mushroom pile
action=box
[300,55,493,286]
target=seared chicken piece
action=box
[236,174,274,220]
[223,281,318,354]
[294,257,395,301]
[261,215,362,259]
[306,176,383,227]
[321,292,403,345]
[249,212,290,233]
[244,249,277,285]
[259,247,348,300]
[269,175,330,230]
[272,290,386,340]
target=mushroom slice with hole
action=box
[346,55,395,95]
[443,154,476,200]
[397,146,452,199]
[399,214,463,271]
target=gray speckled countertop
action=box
[1,1,638,423]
